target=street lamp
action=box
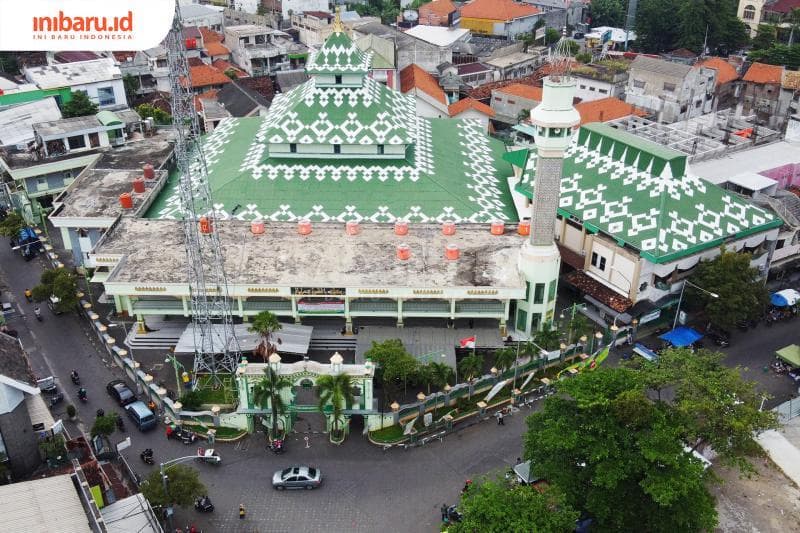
[559,342,567,362]
[579,335,588,353]
[631,318,639,344]
[165,353,185,393]
[610,322,619,350]
[108,322,133,365]
[591,331,603,353]
[673,280,719,330]
[417,392,426,418]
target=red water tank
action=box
[442,221,456,236]
[490,220,505,235]
[143,164,155,179]
[251,219,265,235]
[185,38,197,49]
[132,178,146,194]
[345,220,360,235]
[199,216,213,234]
[518,220,531,236]
[119,193,133,209]
[445,243,460,260]
[297,219,312,235]
[397,243,411,261]
[394,220,408,236]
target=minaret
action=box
[516,33,579,335]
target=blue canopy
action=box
[771,289,800,307]
[659,326,703,348]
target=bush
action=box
[66,404,76,418]
[136,103,172,125]
[179,390,204,410]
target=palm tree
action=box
[252,367,292,440]
[494,347,517,372]
[458,353,484,382]
[317,373,355,439]
[428,362,454,391]
[534,326,561,351]
[248,311,282,363]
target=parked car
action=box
[126,400,157,431]
[107,379,136,406]
[272,466,322,490]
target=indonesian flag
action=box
[460,336,476,349]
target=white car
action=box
[272,466,322,490]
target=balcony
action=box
[243,298,292,314]
[403,299,450,315]
[350,298,397,315]
[132,298,184,314]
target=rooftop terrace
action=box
[95,218,526,289]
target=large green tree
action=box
[90,414,117,438]
[141,464,206,508]
[589,0,626,27]
[687,248,769,330]
[31,268,78,313]
[524,368,718,532]
[747,43,800,68]
[636,0,682,52]
[248,310,282,363]
[458,353,484,382]
[62,90,98,118]
[452,477,579,533]
[365,338,419,397]
[252,366,292,440]
[317,372,355,437]
[0,212,25,238]
[752,24,778,50]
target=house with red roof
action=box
[742,62,793,129]
[693,57,740,107]
[490,83,543,123]
[181,64,233,94]
[460,0,541,37]
[400,64,495,130]
[419,0,459,26]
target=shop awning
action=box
[776,344,800,367]
[659,326,702,348]
[771,289,800,307]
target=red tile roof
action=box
[468,70,546,100]
[199,27,223,43]
[564,270,633,313]
[694,57,739,86]
[574,97,646,125]
[187,57,205,67]
[400,64,447,105]
[112,51,138,63]
[743,62,784,85]
[764,0,800,13]
[212,60,248,78]
[303,11,333,19]
[449,97,495,117]
[461,0,539,21]
[496,83,543,101]
[205,42,230,57]
[420,0,457,16]
[183,65,232,89]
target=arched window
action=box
[743,5,756,20]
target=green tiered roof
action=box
[515,123,781,263]
[305,30,371,75]
[261,76,416,145]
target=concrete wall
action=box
[412,92,448,118]
[574,76,625,101]
[491,91,539,123]
[63,227,104,266]
[71,80,126,110]
[396,47,452,73]
[183,11,224,29]
[625,67,714,123]
[23,170,76,199]
[0,400,40,480]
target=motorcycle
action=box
[196,448,221,465]
[167,425,197,444]
[70,371,80,386]
[269,439,285,454]
[33,306,42,322]
[194,496,214,513]
[116,414,125,432]
[140,448,154,465]
[77,388,88,403]
[24,290,32,303]
[441,505,462,524]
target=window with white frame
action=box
[97,86,115,106]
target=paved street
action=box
[3,230,799,532]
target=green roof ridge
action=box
[306,31,371,75]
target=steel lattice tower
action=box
[165,4,240,386]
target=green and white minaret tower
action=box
[516,34,580,335]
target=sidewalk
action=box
[756,414,800,487]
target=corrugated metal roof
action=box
[0,474,90,532]
[630,56,691,78]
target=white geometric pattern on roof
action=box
[261,77,415,145]
[306,31,372,74]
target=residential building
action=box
[292,11,334,47]
[281,0,329,19]
[400,64,495,130]
[571,60,630,102]
[179,3,224,29]
[418,0,459,26]
[355,33,399,89]
[206,41,232,62]
[216,77,275,117]
[528,0,584,27]
[625,56,716,123]
[484,51,546,81]
[491,83,543,123]
[404,25,471,49]
[225,25,308,76]
[182,26,205,60]
[457,62,496,87]
[574,97,647,125]
[212,59,249,79]
[0,98,62,147]
[200,99,232,132]
[24,58,125,110]
[352,22,452,72]
[741,62,792,130]
[693,57,740,109]
[185,64,233,94]
[737,0,800,36]
[114,47,171,95]
[459,0,541,38]
[0,332,50,480]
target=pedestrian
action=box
[497,411,504,425]
[516,457,521,464]
[239,503,246,519]
[440,504,448,522]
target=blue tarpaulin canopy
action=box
[659,326,703,348]
[771,289,800,307]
